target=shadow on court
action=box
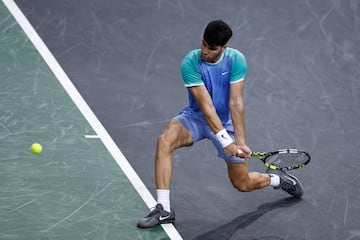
[192,197,301,240]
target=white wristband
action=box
[215,129,233,148]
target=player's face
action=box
[201,40,226,63]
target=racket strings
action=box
[266,153,309,168]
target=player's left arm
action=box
[229,81,251,156]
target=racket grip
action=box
[237,149,252,156]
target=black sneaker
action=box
[277,172,304,198]
[137,204,175,228]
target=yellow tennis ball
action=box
[31,143,42,154]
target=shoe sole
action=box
[137,219,175,229]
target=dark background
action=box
[15,0,360,239]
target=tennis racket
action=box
[239,149,311,171]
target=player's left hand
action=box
[236,144,251,158]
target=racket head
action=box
[254,149,311,171]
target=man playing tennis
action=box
[137,20,304,228]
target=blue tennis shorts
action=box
[174,112,245,163]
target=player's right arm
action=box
[180,51,224,133]
[187,85,223,133]
[188,85,240,157]
[181,50,242,157]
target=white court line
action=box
[2,1,182,239]
[84,135,101,139]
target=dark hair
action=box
[203,20,233,47]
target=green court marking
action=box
[0,1,180,239]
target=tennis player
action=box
[137,20,304,228]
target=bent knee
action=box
[233,183,252,192]
[157,133,172,150]
[231,179,254,192]
[156,121,193,151]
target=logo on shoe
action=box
[159,215,171,221]
[284,175,297,185]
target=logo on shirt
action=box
[222,71,229,76]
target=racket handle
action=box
[237,149,252,156]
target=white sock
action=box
[269,174,280,187]
[157,189,170,212]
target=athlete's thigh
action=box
[226,160,250,184]
[160,119,194,150]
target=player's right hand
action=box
[224,143,243,158]
[237,144,251,158]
